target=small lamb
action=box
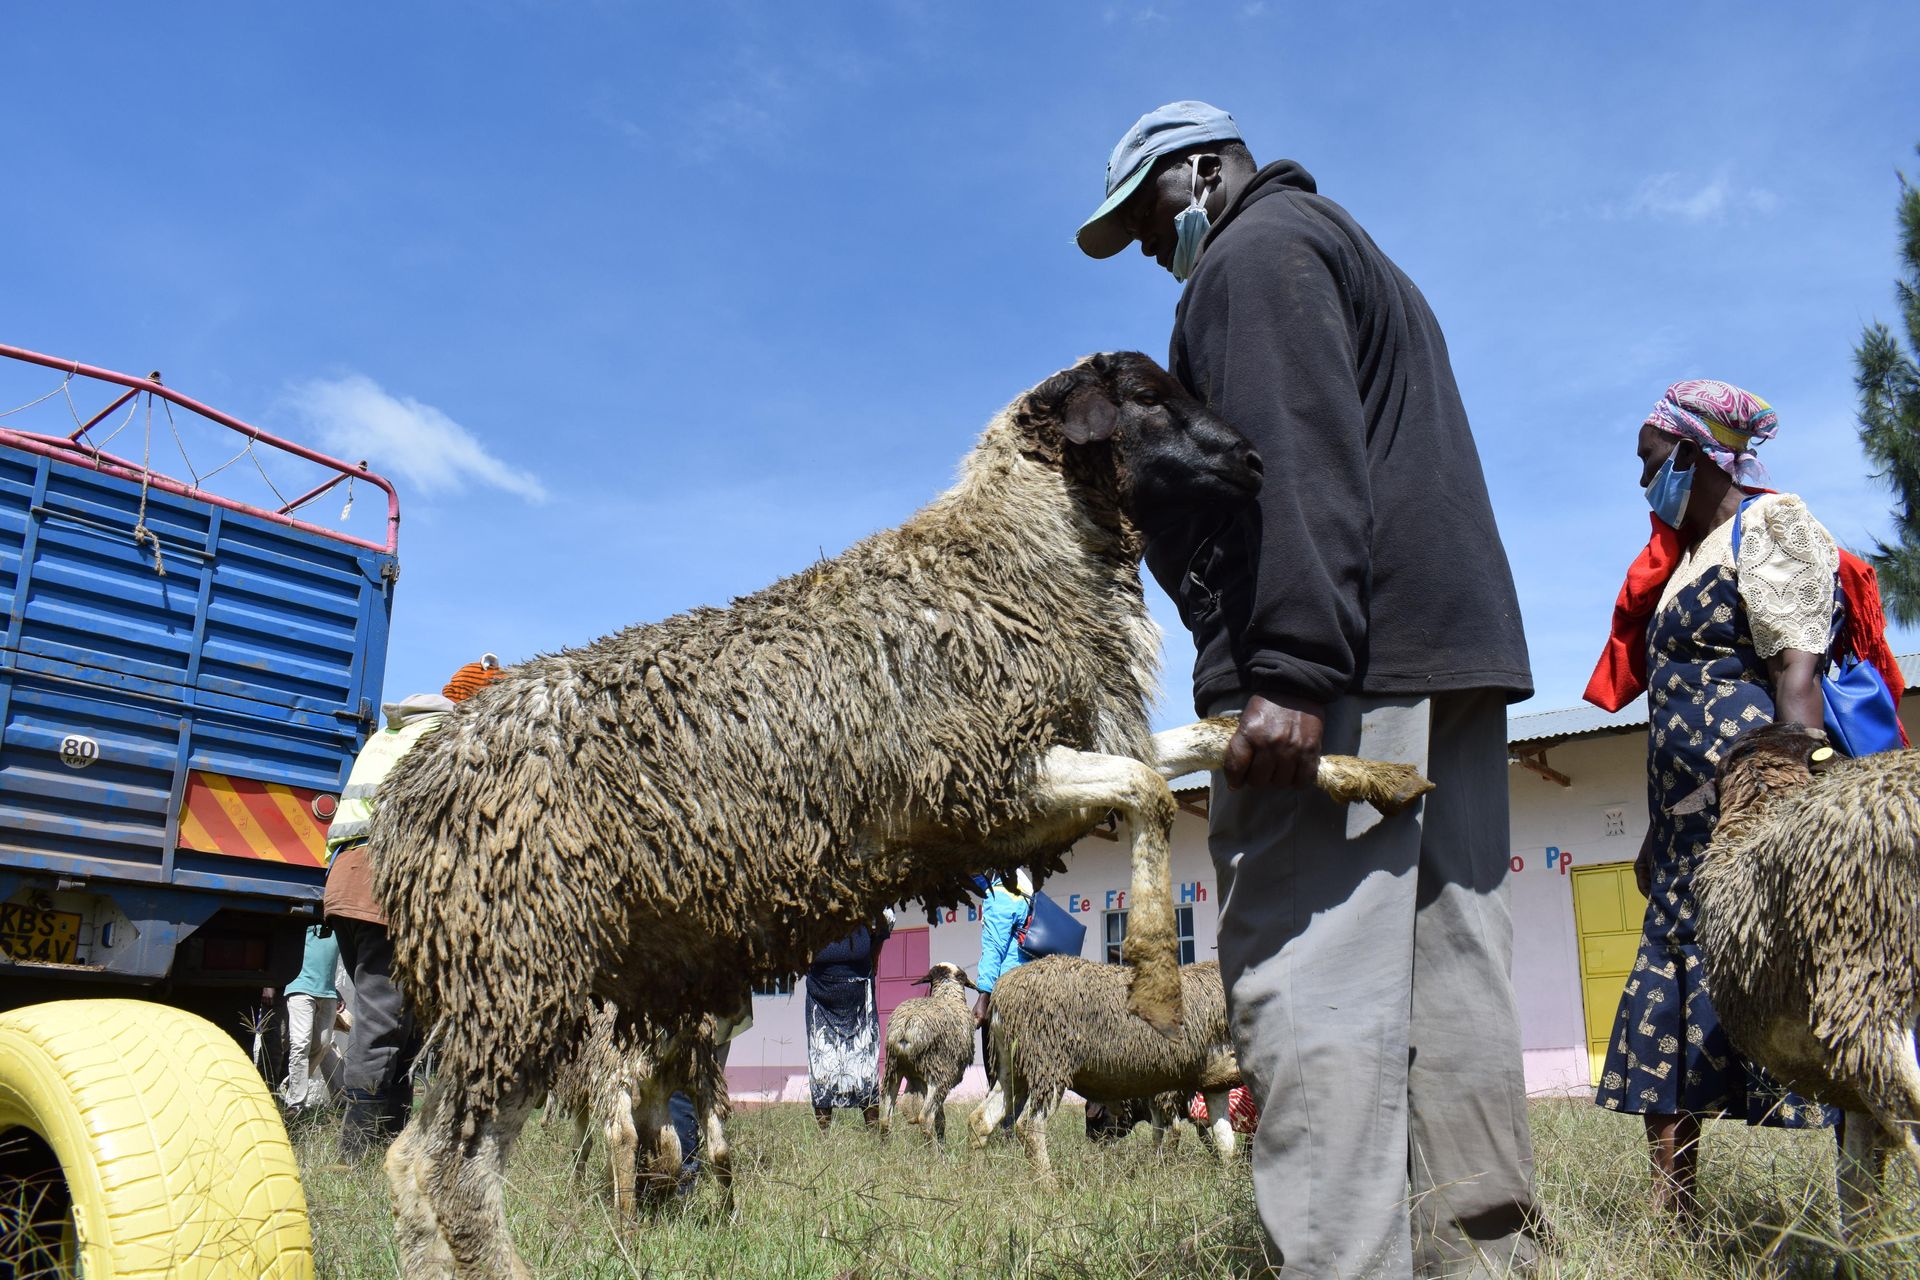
[879,962,979,1142]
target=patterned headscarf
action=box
[443,653,504,703]
[1643,379,1777,488]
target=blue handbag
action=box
[1732,499,1904,756]
[1016,889,1086,961]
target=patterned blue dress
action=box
[1593,531,1837,1128]
[804,920,891,1110]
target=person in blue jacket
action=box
[972,869,1031,1085]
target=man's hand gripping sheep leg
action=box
[1038,723,1434,1039]
[1151,716,1436,816]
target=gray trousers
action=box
[1208,690,1540,1279]
[330,918,419,1098]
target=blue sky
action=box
[3,2,1917,727]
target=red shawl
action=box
[1583,512,1907,744]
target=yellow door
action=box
[1569,862,1649,1086]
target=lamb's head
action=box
[913,962,978,1000]
[1704,722,1826,837]
[1012,352,1262,540]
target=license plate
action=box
[0,902,82,964]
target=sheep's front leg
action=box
[1150,718,1435,816]
[924,1083,950,1144]
[1039,748,1181,1032]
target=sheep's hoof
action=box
[1318,755,1436,817]
[1369,761,1436,815]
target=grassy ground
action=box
[293,1099,1920,1279]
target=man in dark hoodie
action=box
[1077,102,1542,1277]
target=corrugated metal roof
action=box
[1504,651,1920,748]
[1507,696,1648,746]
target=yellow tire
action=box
[0,999,312,1278]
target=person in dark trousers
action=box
[323,655,504,1161]
[1078,101,1544,1277]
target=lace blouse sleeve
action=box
[1736,494,1839,659]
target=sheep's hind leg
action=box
[387,1083,455,1279]
[1038,748,1181,1032]
[567,1105,594,1182]
[1149,719,1435,816]
[606,1085,640,1224]
[1199,1087,1237,1162]
[923,1082,950,1144]
[969,1083,1007,1148]
[1014,1087,1059,1187]
[390,1084,536,1280]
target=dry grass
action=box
[293,1099,1920,1278]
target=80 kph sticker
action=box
[58,734,100,769]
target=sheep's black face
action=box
[1718,722,1824,783]
[1025,352,1262,536]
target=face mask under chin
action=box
[1169,163,1210,282]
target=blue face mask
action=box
[1645,450,1694,527]
[1169,163,1210,282]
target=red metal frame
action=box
[0,343,400,555]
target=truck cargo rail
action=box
[0,343,399,555]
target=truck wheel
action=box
[0,999,312,1278]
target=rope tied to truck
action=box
[132,393,166,577]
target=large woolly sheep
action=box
[879,962,978,1143]
[970,956,1242,1182]
[1690,722,1920,1236]
[546,1002,732,1220]
[370,353,1423,1278]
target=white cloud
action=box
[1615,170,1779,224]
[284,374,547,503]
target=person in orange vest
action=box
[324,654,503,1161]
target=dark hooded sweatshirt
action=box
[1151,161,1531,713]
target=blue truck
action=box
[0,344,400,1034]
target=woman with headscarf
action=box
[1584,381,1841,1218]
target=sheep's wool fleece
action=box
[1694,748,1920,1115]
[990,957,1239,1102]
[370,388,1161,1113]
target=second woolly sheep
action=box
[970,956,1241,1181]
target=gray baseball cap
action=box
[1076,100,1242,259]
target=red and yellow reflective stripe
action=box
[177,771,330,867]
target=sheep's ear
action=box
[1668,781,1716,816]
[1060,382,1119,444]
